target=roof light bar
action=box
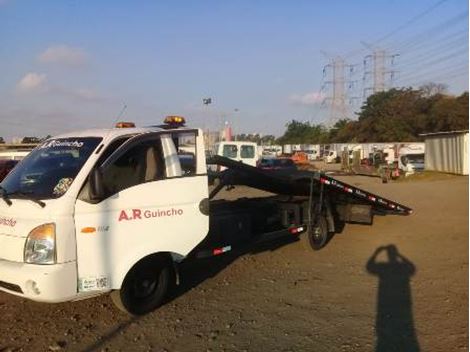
[164,115,186,127]
[115,122,135,128]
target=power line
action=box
[396,44,468,70]
[317,1,467,119]
[342,0,453,59]
[383,9,467,52]
[395,62,468,85]
[393,30,468,61]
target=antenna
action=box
[113,104,128,126]
[98,103,128,147]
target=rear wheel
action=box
[110,255,175,315]
[302,216,329,250]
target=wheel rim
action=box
[133,274,158,299]
[312,226,323,243]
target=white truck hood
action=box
[0,198,64,238]
[0,197,75,262]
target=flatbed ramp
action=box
[207,155,412,215]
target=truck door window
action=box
[78,137,129,202]
[101,139,164,197]
[240,145,255,159]
[222,144,237,158]
[174,132,197,176]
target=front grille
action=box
[0,280,23,293]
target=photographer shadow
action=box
[366,245,420,352]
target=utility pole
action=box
[321,56,355,126]
[363,48,398,98]
[202,97,212,150]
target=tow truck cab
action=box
[0,116,209,314]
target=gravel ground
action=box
[0,174,467,352]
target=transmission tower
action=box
[363,49,399,98]
[321,56,356,126]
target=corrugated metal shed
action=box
[420,130,469,175]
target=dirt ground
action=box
[0,174,467,352]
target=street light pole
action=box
[202,97,212,150]
[233,108,239,141]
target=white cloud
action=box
[289,91,325,106]
[38,45,89,67]
[16,72,104,103]
[17,72,47,92]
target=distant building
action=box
[420,130,469,175]
[222,122,232,142]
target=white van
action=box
[213,141,259,167]
[325,150,338,163]
[398,144,425,175]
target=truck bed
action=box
[207,155,412,215]
[191,156,413,259]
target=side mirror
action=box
[89,168,104,200]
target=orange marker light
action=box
[81,227,96,234]
[115,122,136,128]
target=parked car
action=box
[258,157,298,172]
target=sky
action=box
[0,0,468,140]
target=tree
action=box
[353,88,423,142]
[21,137,41,144]
[427,92,469,132]
[275,86,468,143]
[260,135,276,145]
[328,119,359,143]
[277,120,329,144]
[419,82,448,97]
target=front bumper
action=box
[0,259,78,303]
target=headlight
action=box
[24,223,56,264]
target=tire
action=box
[110,255,175,315]
[302,216,329,251]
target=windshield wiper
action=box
[0,186,12,206]
[7,190,46,208]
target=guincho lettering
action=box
[118,208,183,221]
[39,140,84,149]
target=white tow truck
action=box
[0,116,412,315]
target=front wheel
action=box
[110,256,175,315]
[302,216,330,250]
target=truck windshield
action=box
[407,154,424,163]
[1,137,102,200]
